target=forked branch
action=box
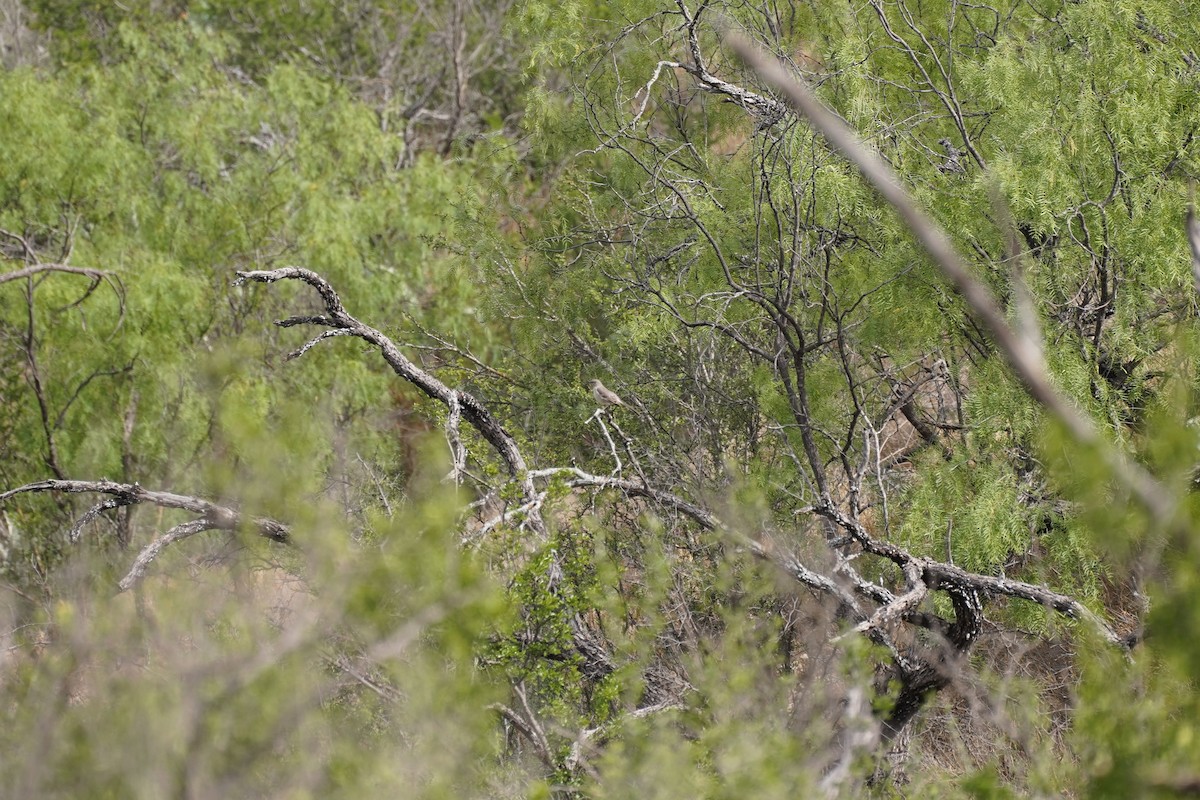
[0,480,289,591]
[235,267,541,528]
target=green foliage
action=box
[6,0,1200,797]
[0,469,514,798]
[0,16,501,570]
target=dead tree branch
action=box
[0,480,290,592]
[235,267,542,530]
[0,263,110,285]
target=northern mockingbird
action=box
[588,379,626,408]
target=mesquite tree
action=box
[3,1,1200,797]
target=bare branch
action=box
[520,461,1127,646]
[444,390,467,485]
[526,467,719,530]
[837,561,927,641]
[118,519,215,591]
[235,268,539,524]
[0,263,109,285]
[675,1,785,123]
[285,328,354,361]
[586,409,623,475]
[69,497,134,543]
[565,700,684,774]
[490,701,558,771]
[521,466,1119,653]
[0,479,290,543]
[815,504,1126,646]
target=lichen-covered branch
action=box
[0,479,290,591]
[236,267,542,530]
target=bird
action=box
[588,379,626,409]
[937,138,965,174]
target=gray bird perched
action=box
[588,379,626,408]
[937,137,965,174]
